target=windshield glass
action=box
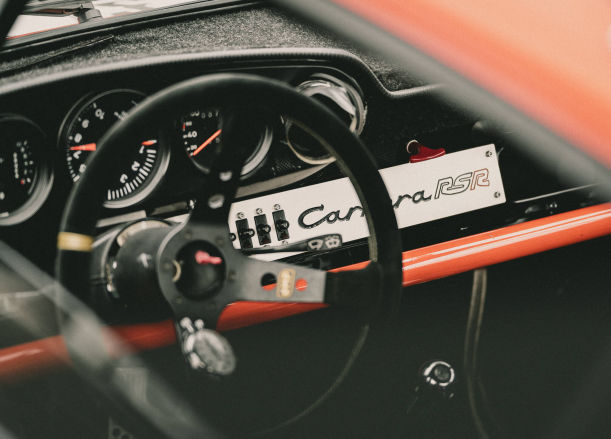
[8,0,200,39]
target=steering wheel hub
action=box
[174,241,226,299]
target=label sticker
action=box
[276,268,296,298]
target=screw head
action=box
[485,150,493,157]
[237,212,245,219]
[255,208,263,215]
[494,191,501,198]
[273,204,281,211]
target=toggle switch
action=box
[407,140,446,163]
[235,218,255,249]
[272,210,290,241]
[254,214,272,245]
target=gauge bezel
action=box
[0,114,54,226]
[240,125,273,178]
[284,73,367,165]
[58,89,170,209]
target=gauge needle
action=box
[191,129,222,157]
[70,140,157,151]
[70,143,97,151]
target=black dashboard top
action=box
[0,6,424,91]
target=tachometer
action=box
[60,90,169,208]
[179,109,271,178]
[0,115,53,225]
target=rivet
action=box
[237,212,245,219]
[255,208,263,215]
[273,204,281,211]
[494,191,501,198]
[485,150,493,157]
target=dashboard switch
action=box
[407,140,446,163]
[272,210,290,241]
[254,214,272,245]
[235,218,255,249]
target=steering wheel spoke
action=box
[189,108,263,225]
[221,257,382,311]
[228,256,327,304]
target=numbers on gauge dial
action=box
[62,90,166,206]
[0,137,37,215]
[181,109,222,173]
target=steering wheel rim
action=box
[55,73,403,430]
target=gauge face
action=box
[181,109,223,172]
[0,116,52,225]
[179,109,272,179]
[0,136,36,212]
[61,90,169,208]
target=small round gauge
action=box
[60,89,169,208]
[0,115,53,225]
[179,109,272,179]
[285,74,366,164]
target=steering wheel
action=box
[55,73,402,426]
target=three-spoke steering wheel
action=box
[56,73,402,381]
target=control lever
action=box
[241,234,343,255]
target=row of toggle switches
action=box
[232,208,290,249]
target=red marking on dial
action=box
[69,143,97,152]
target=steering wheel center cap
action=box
[174,241,226,299]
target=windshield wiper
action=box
[23,1,101,23]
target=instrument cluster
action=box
[0,73,367,226]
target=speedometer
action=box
[59,90,169,208]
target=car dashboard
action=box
[0,5,609,439]
[0,8,602,273]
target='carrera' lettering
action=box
[298,205,364,229]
